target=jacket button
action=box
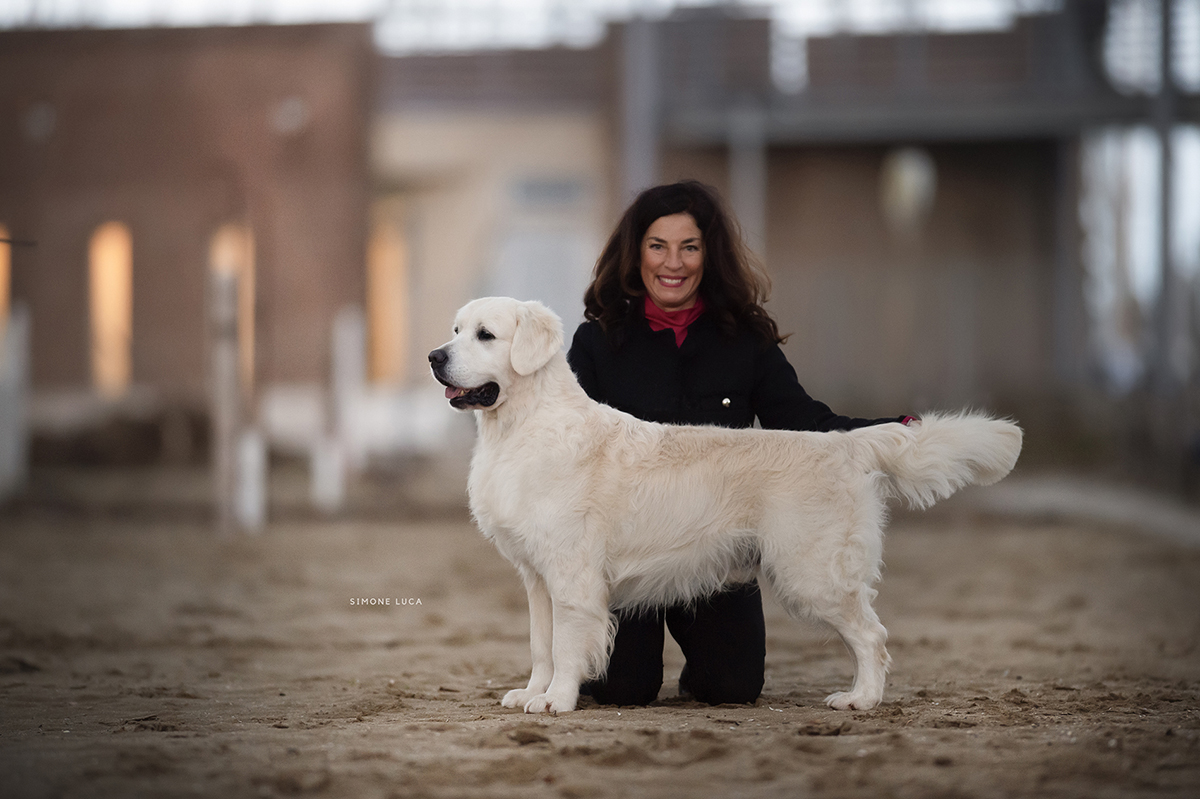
[721,398,731,407]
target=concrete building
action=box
[378,5,1186,442]
[0,24,373,462]
[371,46,613,383]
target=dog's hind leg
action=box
[771,577,891,711]
[765,513,891,711]
[820,590,891,711]
[501,567,555,710]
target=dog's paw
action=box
[825,686,883,710]
[501,689,536,709]
[825,691,881,711]
[523,692,576,715]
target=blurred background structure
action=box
[1,0,1199,520]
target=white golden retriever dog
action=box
[429,297,1022,715]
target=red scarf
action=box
[644,295,705,347]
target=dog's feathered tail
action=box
[851,412,1023,509]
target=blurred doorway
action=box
[367,202,409,386]
[88,221,133,398]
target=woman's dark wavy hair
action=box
[583,180,783,346]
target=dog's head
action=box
[428,297,564,411]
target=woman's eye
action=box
[477,329,495,341]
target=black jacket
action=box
[567,312,904,432]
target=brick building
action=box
[0,24,373,431]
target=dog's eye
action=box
[477,328,495,342]
[453,326,460,334]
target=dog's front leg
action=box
[501,569,554,710]
[521,590,609,715]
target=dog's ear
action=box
[510,301,563,376]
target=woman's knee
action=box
[584,609,665,706]
[681,657,763,705]
[587,675,663,706]
[702,677,762,705]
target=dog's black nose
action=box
[428,349,448,367]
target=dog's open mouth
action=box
[440,380,500,409]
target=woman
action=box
[567,180,911,706]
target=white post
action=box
[332,305,367,433]
[311,306,365,513]
[236,428,266,532]
[310,435,345,514]
[210,270,239,535]
[0,303,30,501]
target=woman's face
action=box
[640,212,704,312]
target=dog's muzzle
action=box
[428,348,500,409]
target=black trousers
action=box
[585,582,766,706]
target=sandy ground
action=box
[1,474,1199,798]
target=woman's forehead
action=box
[644,212,702,240]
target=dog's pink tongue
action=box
[445,386,458,399]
